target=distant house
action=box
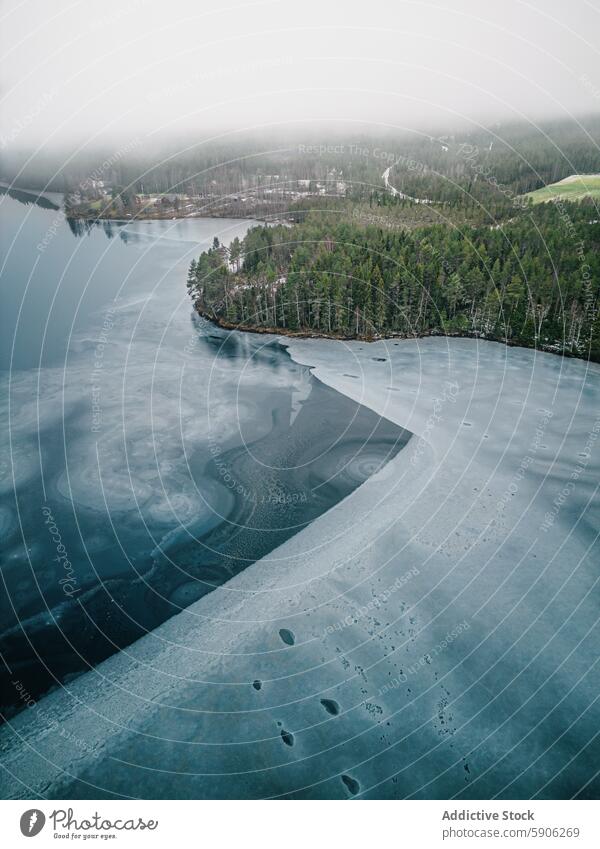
[82,178,108,198]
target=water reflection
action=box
[0,196,411,716]
[66,216,127,239]
[0,184,60,210]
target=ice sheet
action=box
[1,338,599,799]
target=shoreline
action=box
[66,209,272,222]
[3,333,597,798]
[4,180,592,365]
[194,303,592,362]
[65,205,292,225]
[0,180,290,224]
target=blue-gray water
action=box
[0,193,409,715]
[1,192,599,802]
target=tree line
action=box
[187,198,600,360]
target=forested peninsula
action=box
[187,199,600,361]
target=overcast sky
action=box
[1,0,600,152]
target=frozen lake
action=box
[0,195,408,716]
[0,193,599,800]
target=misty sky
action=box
[1,0,599,151]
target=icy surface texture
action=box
[1,337,599,799]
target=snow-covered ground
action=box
[1,337,599,799]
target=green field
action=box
[523,174,600,204]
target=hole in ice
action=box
[280,728,294,746]
[252,680,262,691]
[320,698,340,715]
[279,628,295,646]
[341,774,360,796]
